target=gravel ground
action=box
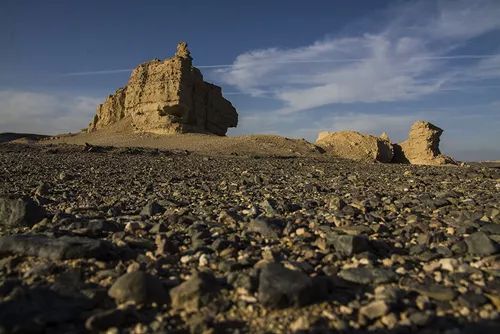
[0,143,499,333]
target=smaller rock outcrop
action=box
[394,121,454,165]
[316,131,394,162]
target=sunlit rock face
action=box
[88,42,238,136]
[394,121,455,165]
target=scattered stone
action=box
[170,271,219,312]
[412,283,456,302]
[327,234,370,256]
[140,201,165,216]
[465,231,498,256]
[0,234,115,260]
[0,142,497,333]
[338,267,396,285]
[258,262,320,309]
[85,308,130,331]
[0,196,45,227]
[108,271,168,305]
[359,300,390,320]
[0,287,91,332]
[247,218,282,239]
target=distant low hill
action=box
[0,133,49,143]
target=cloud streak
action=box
[62,54,500,76]
[215,0,500,113]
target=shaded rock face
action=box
[394,121,454,165]
[88,42,238,136]
[316,131,394,162]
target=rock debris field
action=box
[0,143,499,333]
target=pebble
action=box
[338,267,396,285]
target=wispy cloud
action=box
[215,0,500,113]
[0,90,100,134]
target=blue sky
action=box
[1,0,499,160]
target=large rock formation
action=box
[394,121,454,165]
[316,131,394,162]
[88,42,238,135]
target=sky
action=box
[1,0,499,161]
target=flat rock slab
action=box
[338,267,397,285]
[0,234,115,261]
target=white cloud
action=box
[216,0,500,113]
[0,91,100,134]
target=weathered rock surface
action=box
[108,271,168,305]
[0,196,45,227]
[170,271,220,312]
[316,131,394,162]
[394,121,454,165]
[0,234,115,260]
[88,42,238,135]
[258,262,320,308]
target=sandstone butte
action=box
[87,42,238,136]
[316,120,455,165]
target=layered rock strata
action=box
[88,42,238,135]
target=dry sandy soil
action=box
[46,121,324,158]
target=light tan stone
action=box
[88,42,238,136]
[394,121,454,165]
[316,131,394,162]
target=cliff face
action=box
[88,42,238,135]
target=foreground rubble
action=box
[0,143,498,333]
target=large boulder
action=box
[316,131,394,162]
[394,121,454,165]
[88,42,238,136]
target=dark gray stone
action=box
[247,218,283,239]
[0,287,91,332]
[170,271,219,312]
[465,231,498,256]
[108,271,168,305]
[0,234,115,260]
[327,234,370,256]
[140,201,165,216]
[412,283,456,301]
[85,308,130,331]
[338,267,396,285]
[258,262,319,309]
[0,196,45,227]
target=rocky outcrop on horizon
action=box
[316,131,394,163]
[394,121,455,165]
[87,42,238,136]
[317,121,455,165]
